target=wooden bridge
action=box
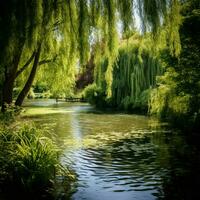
[56,97,87,103]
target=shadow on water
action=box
[65,131,200,200]
[5,99,200,200]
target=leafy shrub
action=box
[33,83,49,93]
[82,84,108,108]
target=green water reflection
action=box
[22,100,200,200]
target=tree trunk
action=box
[1,46,24,112]
[15,43,42,107]
[1,71,16,108]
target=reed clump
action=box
[0,122,75,199]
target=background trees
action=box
[84,33,164,111]
[0,0,181,112]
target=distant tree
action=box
[76,54,95,90]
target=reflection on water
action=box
[23,100,200,200]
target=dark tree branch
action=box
[15,52,36,78]
[38,54,58,66]
[39,59,53,65]
[52,20,63,31]
[15,43,42,106]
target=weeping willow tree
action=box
[0,0,71,109]
[0,0,182,111]
[112,46,163,111]
[91,33,163,111]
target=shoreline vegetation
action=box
[0,115,76,200]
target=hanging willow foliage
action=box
[0,0,183,107]
[95,34,164,110]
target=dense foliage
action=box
[111,40,163,111]
[84,34,163,112]
[150,0,200,130]
[83,0,200,130]
[0,0,181,111]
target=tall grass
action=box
[0,123,75,199]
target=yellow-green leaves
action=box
[94,34,164,109]
[78,0,90,65]
[166,0,182,57]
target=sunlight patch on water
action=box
[22,107,74,116]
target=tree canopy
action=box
[0,0,182,111]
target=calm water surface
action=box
[23,99,200,200]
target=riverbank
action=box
[16,100,200,200]
[0,113,76,200]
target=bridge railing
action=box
[55,97,87,102]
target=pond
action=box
[23,99,200,200]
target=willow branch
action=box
[38,59,52,65]
[68,0,78,40]
[15,52,36,78]
[38,55,58,66]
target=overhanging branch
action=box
[38,54,58,66]
[15,52,36,78]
